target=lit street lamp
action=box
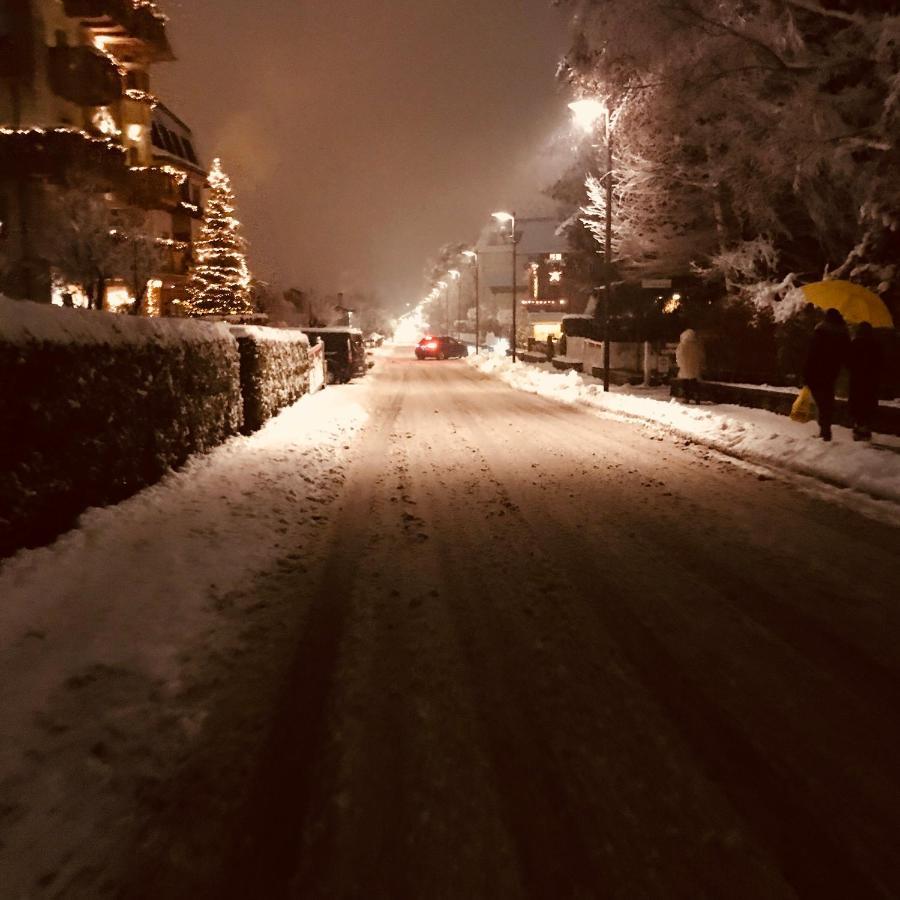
[569,96,613,392]
[448,269,461,338]
[437,280,449,333]
[462,249,479,353]
[492,211,518,362]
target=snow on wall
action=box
[0,295,234,346]
[309,342,326,394]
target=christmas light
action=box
[125,89,159,107]
[129,164,188,185]
[185,158,252,317]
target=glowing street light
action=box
[437,280,450,333]
[568,97,607,134]
[492,210,519,362]
[462,249,480,354]
[570,95,614,391]
[448,269,461,338]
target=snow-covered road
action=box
[3,345,900,898]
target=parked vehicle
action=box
[302,327,368,383]
[415,335,468,360]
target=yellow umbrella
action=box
[801,280,894,328]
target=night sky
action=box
[154,0,571,308]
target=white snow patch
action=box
[470,354,900,506]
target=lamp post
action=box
[448,269,461,338]
[492,211,518,362]
[437,280,449,333]
[569,97,613,392]
[462,249,479,353]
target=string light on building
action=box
[549,271,562,284]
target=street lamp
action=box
[448,269,461,338]
[569,96,613,392]
[492,211,518,362]
[437,280,449,333]
[462,249,479,353]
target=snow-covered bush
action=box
[0,297,242,556]
[231,326,310,434]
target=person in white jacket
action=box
[675,328,704,402]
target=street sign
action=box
[641,278,672,289]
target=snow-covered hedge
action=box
[231,325,310,434]
[0,297,243,556]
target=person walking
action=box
[848,321,882,441]
[803,307,850,441]
[675,328,704,403]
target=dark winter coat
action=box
[803,317,849,389]
[848,326,883,420]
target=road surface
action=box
[127,346,900,900]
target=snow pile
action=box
[0,387,368,898]
[0,294,233,346]
[471,354,900,504]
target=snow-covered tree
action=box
[558,0,900,321]
[186,158,252,318]
[51,189,140,311]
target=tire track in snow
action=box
[216,380,406,899]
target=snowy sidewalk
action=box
[0,387,368,897]
[470,354,900,506]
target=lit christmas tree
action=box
[186,158,253,317]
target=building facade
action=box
[474,216,580,343]
[0,0,204,311]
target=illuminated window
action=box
[92,107,120,137]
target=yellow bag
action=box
[790,386,817,423]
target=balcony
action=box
[0,128,126,181]
[48,45,123,107]
[62,0,174,62]
[126,165,183,210]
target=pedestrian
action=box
[803,307,850,442]
[848,321,882,441]
[675,328,704,403]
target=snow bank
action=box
[471,354,900,504]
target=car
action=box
[302,327,368,383]
[415,335,468,360]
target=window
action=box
[181,138,198,164]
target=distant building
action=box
[0,0,204,311]
[475,215,579,342]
